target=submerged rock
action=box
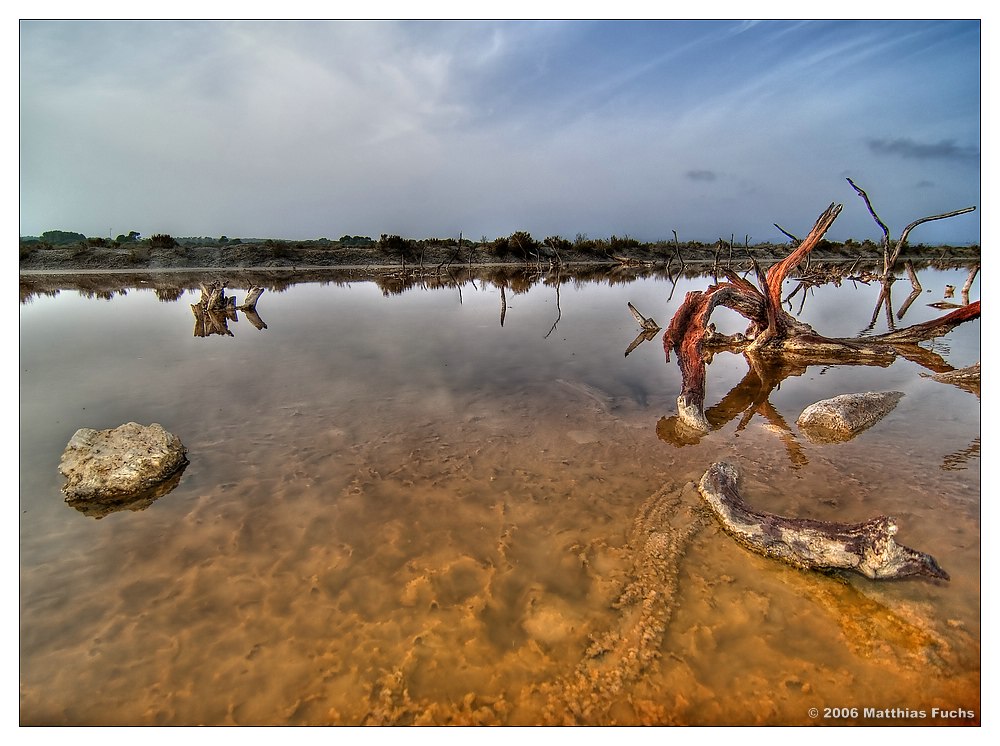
[796,391,904,444]
[59,422,188,512]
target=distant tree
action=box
[40,230,86,245]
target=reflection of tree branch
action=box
[962,264,979,306]
[941,437,981,472]
[896,261,922,320]
[544,277,562,339]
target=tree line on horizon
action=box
[19,228,979,262]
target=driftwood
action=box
[697,462,949,581]
[847,178,977,276]
[658,202,979,430]
[191,281,267,337]
[625,302,661,357]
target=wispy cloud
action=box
[18,20,981,244]
[685,170,717,182]
[866,137,979,162]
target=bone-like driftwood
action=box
[697,461,949,581]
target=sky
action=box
[19,18,982,245]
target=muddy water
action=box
[19,268,980,725]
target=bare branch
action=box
[847,177,891,251]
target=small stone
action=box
[59,422,188,506]
[797,391,904,444]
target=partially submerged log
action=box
[697,462,949,581]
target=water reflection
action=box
[65,464,188,519]
[19,260,981,725]
[190,281,268,338]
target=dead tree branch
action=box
[698,461,949,581]
[847,178,976,275]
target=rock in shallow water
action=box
[796,391,904,444]
[59,422,188,504]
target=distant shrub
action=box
[608,235,641,252]
[87,237,110,247]
[487,236,510,257]
[265,239,295,259]
[340,235,374,247]
[544,235,573,253]
[507,231,537,259]
[19,240,39,259]
[126,245,151,264]
[378,234,416,260]
[150,233,177,248]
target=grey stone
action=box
[796,391,904,444]
[59,422,188,504]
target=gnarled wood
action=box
[659,201,979,426]
[697,462,949,581]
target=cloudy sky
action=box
[19,19,981,244]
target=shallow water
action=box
[19,266,980,725]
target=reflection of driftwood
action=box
[941,437,981,472]
[660,203,979,431]
[920,362,980,398]
[697,462,949,581]
[191,282,266,337]
[656,356,814,467]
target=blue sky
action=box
[19,19,982,244]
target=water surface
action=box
[19,265,980,725]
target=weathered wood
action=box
[697,461,949,581]
[239,285,265,311]
[847,177,976,275]
[658,201,979,427]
